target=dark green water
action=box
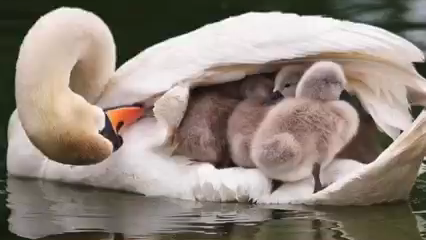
[1,0,426,239]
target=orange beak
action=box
[104,104,146,133]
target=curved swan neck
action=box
[15,7,116,163]
[16,7,116,104]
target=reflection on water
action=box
[4,178,424,240]
[1,0,426,239]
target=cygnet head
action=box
[239,75,274,101]
[273,64,308,98]
[295,61,347,101]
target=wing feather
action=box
[107,11,424,101]
[100,12,425,140]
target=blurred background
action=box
[1,0,426,239]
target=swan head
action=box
[295,61,347,101]
[14,7,147,165]
[18,92,146,165]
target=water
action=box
[1,0,426,239]
[3,177,426,240]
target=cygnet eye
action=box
[284,83,291,88]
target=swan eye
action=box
[284,83,291,88]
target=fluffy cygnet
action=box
[272,64,310,98]
[273,64,382,164]
[171,81,243,169]
[251,61,360,193]
[226,64,308,169]
[227,75,275,168]
[171,75,274,169]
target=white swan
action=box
[7,7,426,205]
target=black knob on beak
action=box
[99,113,124,152]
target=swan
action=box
[7,7,426,205]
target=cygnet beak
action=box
[339,90,351,101]
[270,91,284,101]
[100,104,147,151]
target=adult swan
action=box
[7,7,426,205]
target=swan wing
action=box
[256,110,426,205]
[99,12,424,139]
[303,110,426,205]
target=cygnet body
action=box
[227,75,275,168]
[226,64,308,169]
[251,61,360,193]
[171,81,243,168]
[273,64,382,164]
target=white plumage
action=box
[99,11,426,140]
[7,7,426,205]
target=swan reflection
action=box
[6,177,423,240]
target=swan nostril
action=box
[116,121,124,132]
